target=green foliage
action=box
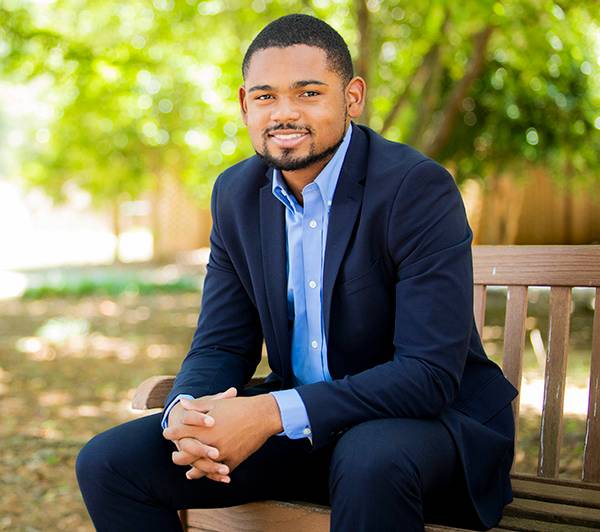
[22,268,202,298]
[1,0,598,205]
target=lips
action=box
[267,129,309,149]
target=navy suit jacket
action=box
[166,124,518,528]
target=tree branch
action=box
[381,10,449,137]
[380,44,436,135]
[426,25,494,159]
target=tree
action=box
[1,0,598,238]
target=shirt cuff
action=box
[161,394,195,429]
[270,389,312,440]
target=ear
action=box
[345,77,366,120]
[238,85,248,125]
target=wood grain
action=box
[538,287,572,478]
[504,497,600,527]
[186,502,329,532]
[584,286,600,482]
[497,515,596,531]
[473,245,600,287]
[511,477,600,508]
[502,285,528,443]
[131,375,175,409]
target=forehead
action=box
[244,45,336,86]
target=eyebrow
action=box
[248,80,328,93]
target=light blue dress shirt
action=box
[162,124,353,438]
[269,124,353,439]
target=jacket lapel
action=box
[259,172,292,382]
[322,126,368,342]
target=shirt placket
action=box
[301,183,325,380]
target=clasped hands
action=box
[162,387,283,483]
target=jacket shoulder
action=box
[360,126,453,191]
[215,155,269,196]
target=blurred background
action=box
[0,0,599,529]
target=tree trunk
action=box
[150,174,163,262]
[111,198,122,264]
[355,0,371,125]
[426,25,493,159]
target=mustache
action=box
[264,124,312,135]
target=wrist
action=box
[168,402,183,427]
[253,394,283,437]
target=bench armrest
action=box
[132,375,176,410]
[131,375,269,410]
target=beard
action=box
[255,119,347,172]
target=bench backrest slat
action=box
[472,245,600,482]
[502,285,528,438]
[473,246,600,286]
[474,284,487,336]
[538,286,572,478]
[584,287,600,482]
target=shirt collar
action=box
[272,123,353,214]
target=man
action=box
[77,14,518,532]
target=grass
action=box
[21,265,203,299]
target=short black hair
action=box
[242,14,353,85]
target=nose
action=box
[270,97,300,123]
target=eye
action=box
[255,94,273,101]
[301,90,320,97]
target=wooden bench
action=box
[133,245,600,531]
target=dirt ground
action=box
[0,292,589,531]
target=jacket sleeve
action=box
[164,175,263,408]
[296,160,474,449]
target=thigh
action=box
[330,418,461,511]
[82,412,330,510]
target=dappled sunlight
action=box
[146,343,177,358]
[38,390,72,407]
[16,332,142,361]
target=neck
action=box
[280,154,335,206]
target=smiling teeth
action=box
[273,133,304,139]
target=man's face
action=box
[239,45,353,173]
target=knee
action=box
[76,431,116,491]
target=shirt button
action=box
[308,280,317,289]
[303,428,312,435]
[309,219,317,228]
[311,340,318,349]
[327,200,332,206]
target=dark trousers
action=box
[76,412,474,532]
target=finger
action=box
[213,386,237,399]
[184,466,230,483]
[192,457,230,477]
[181,409,215,427]
[172,449,197,466]
[206,472,231,483]
[163,423,204,441]
[179,397,213,413]
[178,437,220,461]
[180,388,238,413]
[185,466,205,480]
